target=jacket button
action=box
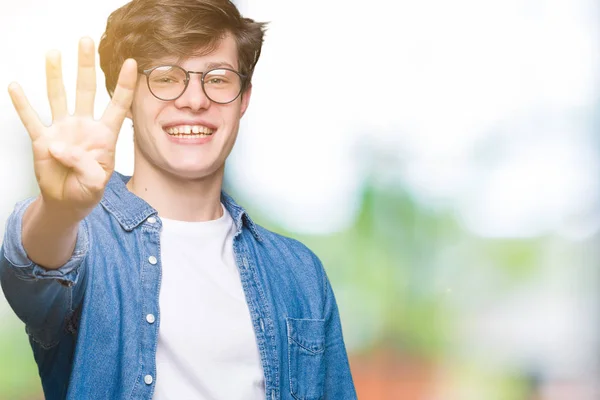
[148,256,158,265]
[144,375,153,385]
[146,314,155,324]
[147,216,157,224]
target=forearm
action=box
[22,196,81,270]
[1,197,89,347]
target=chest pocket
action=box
[286,318,326,400]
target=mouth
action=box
[163,124,215,138]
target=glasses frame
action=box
[139,65,248,104]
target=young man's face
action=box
[128,33,251,181]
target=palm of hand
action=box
[32,117,116,208]
[8,37,138,216]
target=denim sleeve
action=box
[317,258,358,399]
[0,197,89,349]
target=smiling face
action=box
[128,33,251,182]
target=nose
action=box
[173,73,211,111]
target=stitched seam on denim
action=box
[2,227,34,268]
[233,237,273,392]
[288,317,326,323]
[240,273,269,388]
[10,266,38,281]
[221,191,262,241]
[27,330,60,349]
[101,197,155,231]
[242,236,280,391]
[2,251,34,269]
[100,197,127,226]
[127,364,143,400]
[288,333,302,400]
[129,225,149,400]
[244,213,263,242]
[137,227,149,400]
[149,226,162,399]
[288,335,325,355]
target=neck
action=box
[127,163,225,222]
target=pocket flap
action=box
[286,318,325,354]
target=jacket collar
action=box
[100,171,262,241]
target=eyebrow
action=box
[152,60,238,71]
[204,61,236,70]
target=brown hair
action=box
[98,0,267,96]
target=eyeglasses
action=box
[139,65,247,104]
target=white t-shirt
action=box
[152,204,265,400]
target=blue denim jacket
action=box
[0,172,357,400]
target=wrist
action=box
[35,195,88,228]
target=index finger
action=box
[8,82,45,142]
[100,58,138,134]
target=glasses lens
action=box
[203,69,243,104]
[148,66,187,100]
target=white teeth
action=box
[166,125,214,135]
[171,134,209,137]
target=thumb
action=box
[48,142,107,192]
[48,142,67,158]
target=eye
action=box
[148,66,186,85]
[207,77,224,84]
[204,69,236,86]
[152,74,182,84]
[205,76,230,85]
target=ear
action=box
[239,84,252,118]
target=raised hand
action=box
[8,37,138,220]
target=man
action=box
[0,0,357,399]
